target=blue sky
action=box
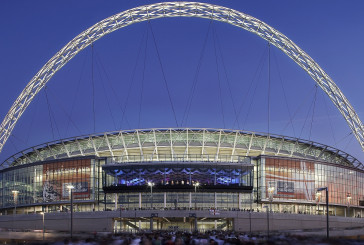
[0,0,363,163]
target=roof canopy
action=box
[2,128,361,170]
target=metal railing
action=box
[106,154,251,164]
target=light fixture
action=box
[193,182,200,187]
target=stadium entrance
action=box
[113,216,234,232]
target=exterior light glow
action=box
[347,193,352,201]
[12,190,19,215]
[268,186,275,202]
[148,182,154,210]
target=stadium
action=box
[1,128,364,231]
[0,2,364,233]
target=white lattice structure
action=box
[0,2,363,154]
[3,128,361,170]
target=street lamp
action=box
[317,187,329,239]
[193,182,199,210]
[40,212,45,241]
[12,190,19,215]
[67,185,75,239]
[249,192,252,236]
[268,186,275,213]
[264,205,270,239]
[148,182,154,209]
[266,186,275,240]
[347,193,352,218]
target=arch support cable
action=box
[0,1,363,154]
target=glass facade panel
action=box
[259,156,364,208]
[1,153,363,217]
[0,158,97,213]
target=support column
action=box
[114,193,118,210]
[164,192,167,209]
[345,208,347,217]
[214,220,217,230]
[195,217,198,232]
[238,193,242,210]
[139,193,142,209]
[214,193,217,209]
[150,217,153,230]
[104,193,106,211]
[189,192,192,209]
[114,219,118,233]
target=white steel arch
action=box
[0,2,363,154]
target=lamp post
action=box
[12,190,19,215]
[40,212,45,241]
[266,186,275,240]
[317,187,329,239]
[148,182,154,209]
[67,185,75,239]
[193,182,199,210]
[249,191,252,236]
[264,205,270,239]
[347,193,351,218]
[268,186,275,213]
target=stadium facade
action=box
[0,128,363,231]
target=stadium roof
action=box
[1,128,362,170]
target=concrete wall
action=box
[0,212,113,232]
[0,210,363,233]
[234,212,364,232]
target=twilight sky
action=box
[0,0,363,163]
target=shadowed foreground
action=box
[0,228,364,245]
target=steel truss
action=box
[3,128,361,170]
[0,2,363,154]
